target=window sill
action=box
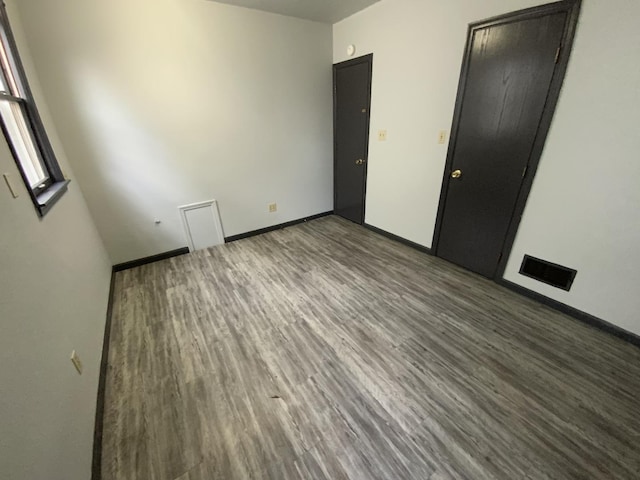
[36,179,70,217]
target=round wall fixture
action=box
[347,44,356,57]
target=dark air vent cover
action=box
[519,255,577,291]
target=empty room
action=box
[1,0,639,479]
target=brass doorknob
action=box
[355,159,365,165]
[451,169,462,179]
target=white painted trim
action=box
[178,200,225,252]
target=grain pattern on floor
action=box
[102,215,640,480]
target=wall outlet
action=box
[70,351,83,375]
[438,130,447,144]
[268,203,277,213]
[378,130,388,141]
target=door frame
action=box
[432,0,581,279]
[333,54,373,225]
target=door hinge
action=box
[554,45,562,64]
[522,164,528,178]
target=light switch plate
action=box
[438,130,447,144]
[3,173,20,198]
[71,351,83,375]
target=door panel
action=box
[437,13,566,278]
[334,56,372,224]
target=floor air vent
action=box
[519,255,577,291]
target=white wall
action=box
[334,0,640,336]
[0,2,112,479]
[15,0,334,264]
[504,0,640,336]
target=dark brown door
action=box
[334,55,372,224]
[436,12,567,278]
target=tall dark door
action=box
[436,12,567,278]
[334,55,372,224]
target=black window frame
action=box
[0,3,68,217]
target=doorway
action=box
[433,1,581,278]
[333,54,373,224]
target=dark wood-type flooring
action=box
[103,215,640,480]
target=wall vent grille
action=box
[519,255,577,291]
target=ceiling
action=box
[209,0,380,24]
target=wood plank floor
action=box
[102,215,640,480]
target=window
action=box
[0,5,68,216]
